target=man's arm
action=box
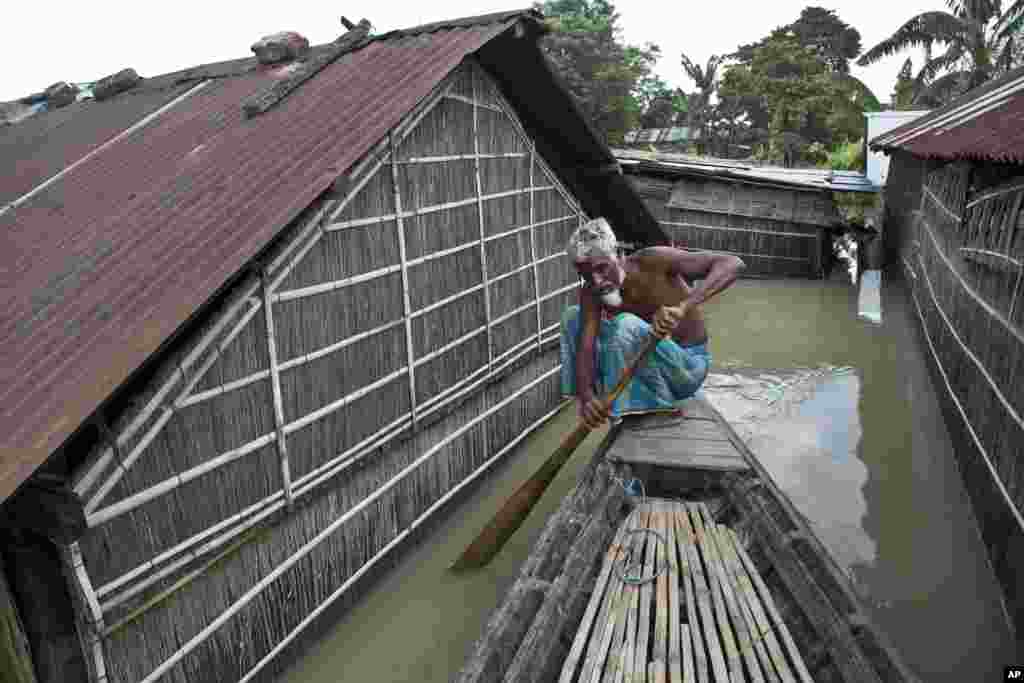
[642,246,745,306]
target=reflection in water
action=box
[701,275,1016,681]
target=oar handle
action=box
[449,331,663,571]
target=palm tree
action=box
[680,53,724,154]
[857,0,1024,107]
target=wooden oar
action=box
[450,330,663,571]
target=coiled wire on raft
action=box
[608,474,666,586]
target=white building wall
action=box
[864,111,929,186]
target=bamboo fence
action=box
[625,173,836,277]
[901,159,1024,637]
[65,59,588,683]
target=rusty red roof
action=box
[0,11,540,501]
[870,64,1024,163]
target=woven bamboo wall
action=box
[64,59,587,683]
[625,173,833,277]
[901,160,1024,640]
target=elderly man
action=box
[560,217,745,429]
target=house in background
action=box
[862,110,929,186]
[0,11,667,683]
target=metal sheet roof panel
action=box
[0,16,520,500]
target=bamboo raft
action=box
[457,397,920,683]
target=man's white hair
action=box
[566,217,619,261]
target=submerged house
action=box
[0,11,668,683]
[870,65,1024,644]
[614,149,878,277]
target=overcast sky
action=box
[6,1,935,105]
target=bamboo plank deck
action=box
[607,406,750,472]
[559,500,813,683]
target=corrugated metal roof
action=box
[869,64,1024,162]
[613,149,879,193]
[0,11,534,501]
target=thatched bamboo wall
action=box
[625,173,836,277]
[899,159,1024,642]
[63,59,587,683]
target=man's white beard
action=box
[599,289,622,307]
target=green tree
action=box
[734,6,862,73]
[892,58,917,108]
[679,53,724,153]
[857,0,1024,107]
[536,0,663,144]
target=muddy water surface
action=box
[701,275,1016,680]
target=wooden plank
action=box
[609,441,748,471]
[715,525,791,683]
[728,529,814,683]
[676,507,728,683]
[560,508,638,683]
[633,503,661,683]
[625,421,732,442]
[688,504,746,683]
[664,502,684,683]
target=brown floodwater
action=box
[701,274,1016,680]
[278,273,1015,683]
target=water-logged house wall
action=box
[624,171,837,277]
[900,160,1024,643]
[61,59,588,683]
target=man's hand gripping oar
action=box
[449,303,688,571]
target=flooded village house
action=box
[0,11,668,683]
[872,64,1024,645]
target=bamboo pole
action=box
[136,367,560,683]
[397,152,527,163]
[59,543,108,683]
[473,67,495,376]
[261,270,293,506]
[272,264,402,303]
[529,147,544,353]
[391,129,420,428]
[444,91,504,112]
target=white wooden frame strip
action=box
[261,271,293,505]
[88,434,277,528]
[137,366,560,683]
[921,215,1024,346]
[397,152,527,163]
[323,213,396,232]
[659,220,818,239]
[529,147,544,352]
[406,239,478,267]
[473,67,495,375]
[236,396,569,683]
[390,131,420,428]
[176,370,271,410]
[61,542,109,683]
[443,91,503,113]
[958,247,1022,268]
[84,407,173,515]
[966,180,1024,209]
[279,318,406,372]
[284,367,409,435]
[909,255,1024,534]
[413,328,487,368]
[1,80,211,217]
[923,185,963,224]
[1010,266,1024,321]
[172,297,264,408]
[272,264,402,303]
[74,281,261,498]
[489,260,536,287]
[686,247,809,263]
[412,282,485,318]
